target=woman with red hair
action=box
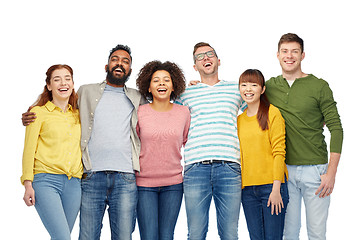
[21,64,83,240]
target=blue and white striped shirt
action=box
[176,81,247,165]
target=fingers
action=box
[318,187,333,198]
[23,193,35,206]
[23,182,35,206]
[315,180,334,198]
[315,184,322,196]
[188,80,200,86]
[269,200,284,215]
[22,112,36,126]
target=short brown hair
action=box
[278,33,304,53]
[193,42,217,63]
[136,60,186,101]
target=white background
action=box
[1,0,358,239]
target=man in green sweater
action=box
[265,33,343,240]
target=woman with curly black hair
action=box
[135,60,190,240]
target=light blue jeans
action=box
[79,171,137,240]
[183,161,242,240]
[32,173,81,240]
[284,164,330,240]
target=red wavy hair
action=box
[34,64,78,109]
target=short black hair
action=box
[108,44,132,62]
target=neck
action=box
[282,69,307,81]
[200,74,220,86]
[52,99,69,112]
[246,102,259,117]
[150,99,173,112]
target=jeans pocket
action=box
[33,173,48,182]
[121,172,136,183]
[315,163,328,176]
[184,163,198,175]
[224,162,241,175]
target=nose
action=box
[244,84,251,91]
[286,51,293,58]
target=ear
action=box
[218,59,221,66]
[301,51,305,61]
[261,85,266,95]
[105,64,108,72]
[47,84,52,91]
[277,51,280,61]
[193,64,198,72]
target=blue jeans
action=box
[183,161,242,240]
[242,182,289,240]
[79,171,138,240]
[137,183,183,240]
[284,164,330,240]
[32,173,81,240]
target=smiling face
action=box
[193,46,220,77]
[148,70,174,102]
[105,49,132,86]
[47,68,74,103]
[239,82,265,106]
[277,41,305,76]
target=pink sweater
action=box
[135,103,191,187]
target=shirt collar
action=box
[45,101,73,112]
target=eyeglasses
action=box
[194,50,217,61]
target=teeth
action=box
[204,63,211,67]
[59,88,68,92]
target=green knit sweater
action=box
[265,74,343,165]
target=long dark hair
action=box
[239,69,270,130]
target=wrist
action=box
[272,180,281,192]
[24,180,33,188]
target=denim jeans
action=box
[242,182,289,240]
[79,171,138,240]
[137,183,183,240]
[32,173,81,240]
[284,164,330,240]
[183,161,242,240]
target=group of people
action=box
[21,33,343,240]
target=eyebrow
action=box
[111,55,130,61]
[53,75,72,78]
[280,48,301,51]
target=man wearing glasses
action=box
[176,42,247,240]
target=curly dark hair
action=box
[136,60,186,101]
